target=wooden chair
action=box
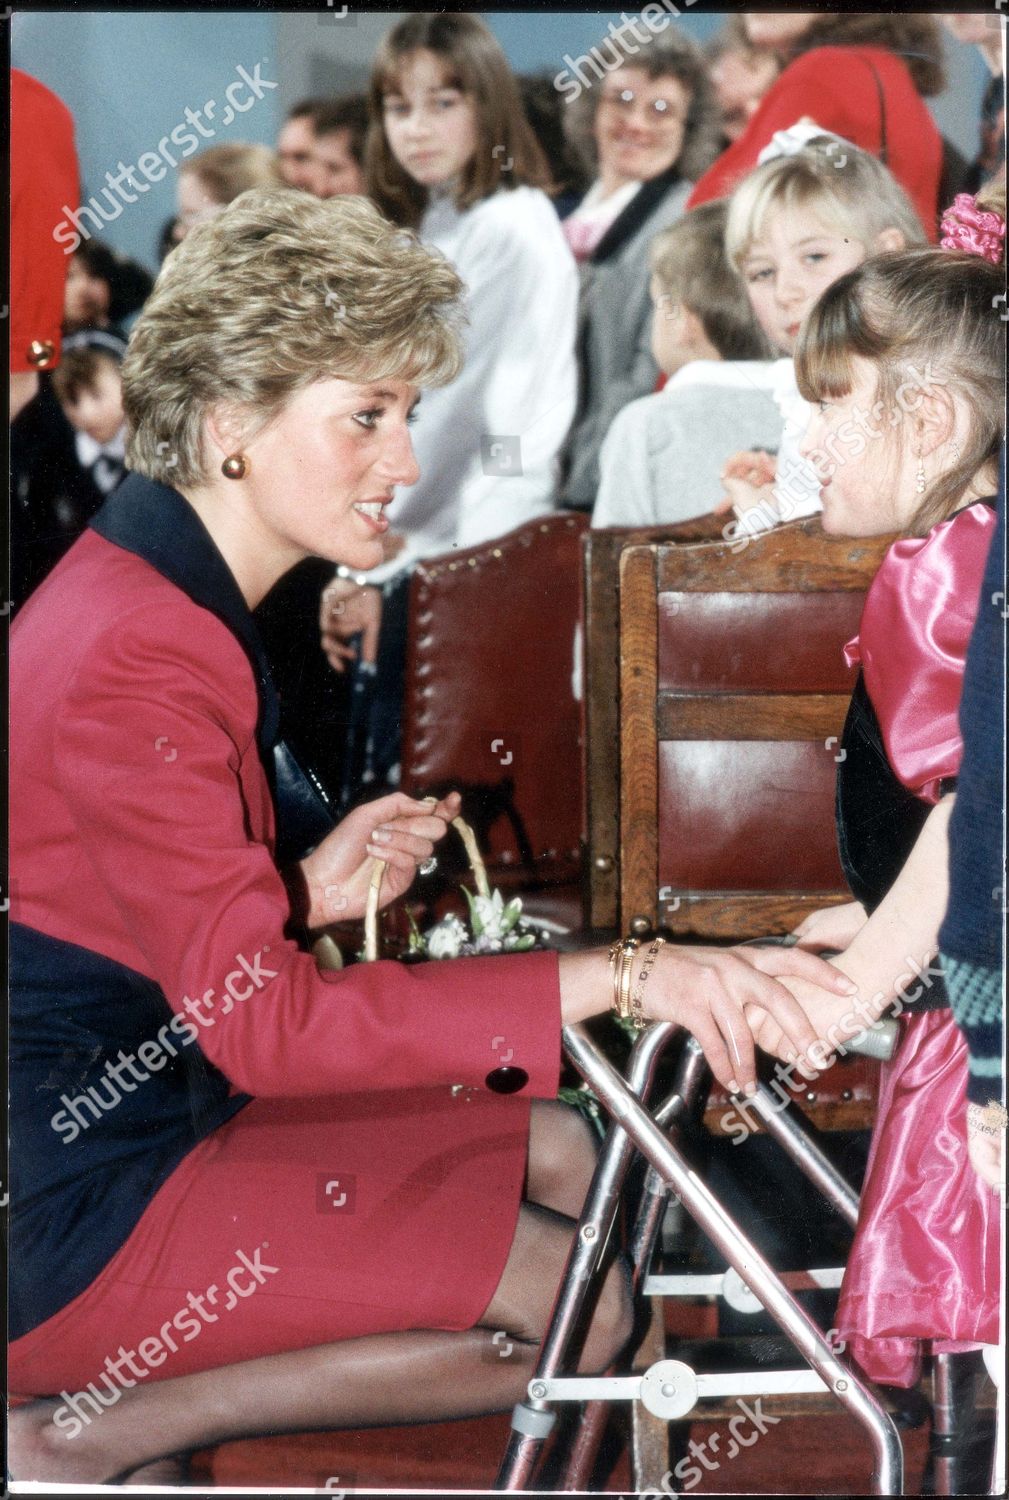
[617,517,891,941]
[400,513,588,922]
[582,517,724,932]
[611,516,892,1134]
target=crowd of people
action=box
[8,10,1006,1489]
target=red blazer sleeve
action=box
[687,48,941,239]
[10,70,80,373]
[51,599,562,1100]
[844,503,996,804]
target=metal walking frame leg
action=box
[494,1021,677,1491]
[496,1023,904,1495]
[558,1034,712,1493]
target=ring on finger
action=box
[418,856,438,876]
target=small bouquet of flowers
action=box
[364,814,551,962]
[409,886,550,960]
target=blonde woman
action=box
[8,187,849,1483]
[7,184,851,1476]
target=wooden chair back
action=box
[582,516,724,930]
[618,518,891,939]
[615,517,893,1134]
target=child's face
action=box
[382,50,478,190]
[740,204,867,355]
[799,356,916,537]
[62,365,125,446]
[649,277,696,376]
[65,256,111,328]
[175,171,225,241]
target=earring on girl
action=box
[915,449,926,496]
[221,454,248,480]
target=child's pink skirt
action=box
[836,1009,1001,1388]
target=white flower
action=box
[471,889,524,940]
[425,914,468,960]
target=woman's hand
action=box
[966,1102,1006,1194]
[297,790,461,927]
[714,449,778,516]
[633,942,856,1094]
[743,961,880,1076]
[320,578,383,674]
[558,944,858,1094]
[791,900,868,953]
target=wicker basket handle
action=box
[364,813,489,962]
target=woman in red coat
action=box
[8,186,850,1485]
[688,13,947,239]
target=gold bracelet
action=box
[630,936,666,1029]
[608,937,640,1022]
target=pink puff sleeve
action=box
[843,502,996,803]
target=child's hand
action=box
[744,968,869,1072]
[791,901,868,953]
[320,580,383,674]
[715,449,778,516]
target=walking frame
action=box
[495,1020,905,1494]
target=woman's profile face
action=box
[740,203,868,354]
[382,49,479,190]
[230,377,421,572]
[594,66,691,188]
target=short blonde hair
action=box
[725,138,926,268]
[123,187,466,487]
[180,142,282,204]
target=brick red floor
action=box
[192,1406,932,1493]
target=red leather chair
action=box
[400,513,588,925]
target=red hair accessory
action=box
[939,193,1006,264]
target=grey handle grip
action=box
[843,1018,899,1062]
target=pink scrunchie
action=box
[939,193,1006,265]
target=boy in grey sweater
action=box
[592,201,782,528]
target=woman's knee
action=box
[481,1202,578,1344]
[526,1100,599,1216]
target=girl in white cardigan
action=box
[320,13,578,796]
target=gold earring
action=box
[221,454,248,480]
[915,449,926,496]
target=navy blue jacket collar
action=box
[88,473,336,863]
[89,471,281,754]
